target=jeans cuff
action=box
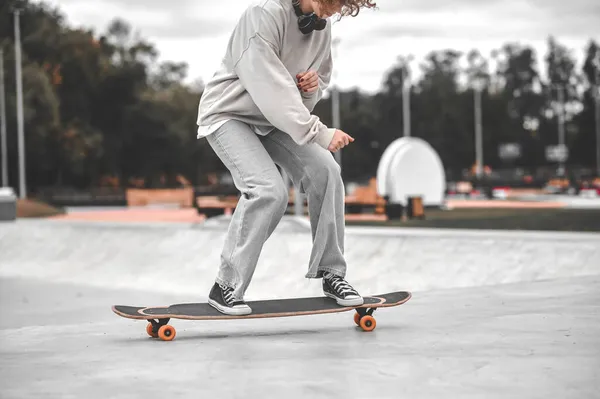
[305,267,345,279]
[215,276,236,289]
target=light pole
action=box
[401,55,414,137]
[594,52,600,177]
[596,83,600,177]
[546,83,568,176]
[14,9,26,198]
[473,78,484,178]
[556,84,566,176]
[331,37,341,166]
[0,49,8,187]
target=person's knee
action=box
[309,156,342,193]
[326,156,341,176]
[272,181,289,211]
[258,180,288,212]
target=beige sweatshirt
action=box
[196,0,335,149]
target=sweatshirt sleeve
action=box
[301,46,332,112]
[229,4,335,149]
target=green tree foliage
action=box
[0,0,598,194]
[331,40,598,181]
[573,41,600,168]
[0,0,209,193]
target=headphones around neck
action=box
[292,0,327,34]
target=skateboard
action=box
[112,291,411,341]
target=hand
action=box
[296,70,319,94]
[328,129,354,152]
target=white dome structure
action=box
[376,137,446,207]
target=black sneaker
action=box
[322,272,364,306]
[208,282,252,315]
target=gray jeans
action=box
[206,120,347,300]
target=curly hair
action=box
[316,0,377,18]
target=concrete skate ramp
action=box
[1,218,599,300]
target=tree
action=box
[413,50,469,169]
[494,43,545,168]
[542,36,582,170]
[2,0,599,195]
[572,40,600,169]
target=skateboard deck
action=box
[112,291,411,341]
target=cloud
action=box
[36,0,600,92]
[343,0,599,43]
[44,0,244,38]
[138,15,233,39]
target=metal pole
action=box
[594,57,600,177]
[557,84,566,176]
[280,159,303,217]
[595,79,600,177]
[332,84,341,164]
[280,168,290,190]
[331,38,341,167]
[596,92,600,177]
[0,49,8,187]
[279,167,295,216]
[474,84,483,178]
[402,67,411,137]
[14,9,26,198]
[294,190,303,216]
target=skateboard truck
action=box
[353,307,377,331]
[356,306,376,318]
[146,318,176,341]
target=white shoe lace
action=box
[327,275,358,297]
[220,284,236,305]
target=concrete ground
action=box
[1,274,599,399]
[2,217,599,398]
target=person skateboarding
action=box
[196,0,376,316]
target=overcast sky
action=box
[38,0,600,93]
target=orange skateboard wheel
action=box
[158,325,176,341]
[354,312,361,326]
[359,315,376,332]
[146,323,158,338]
